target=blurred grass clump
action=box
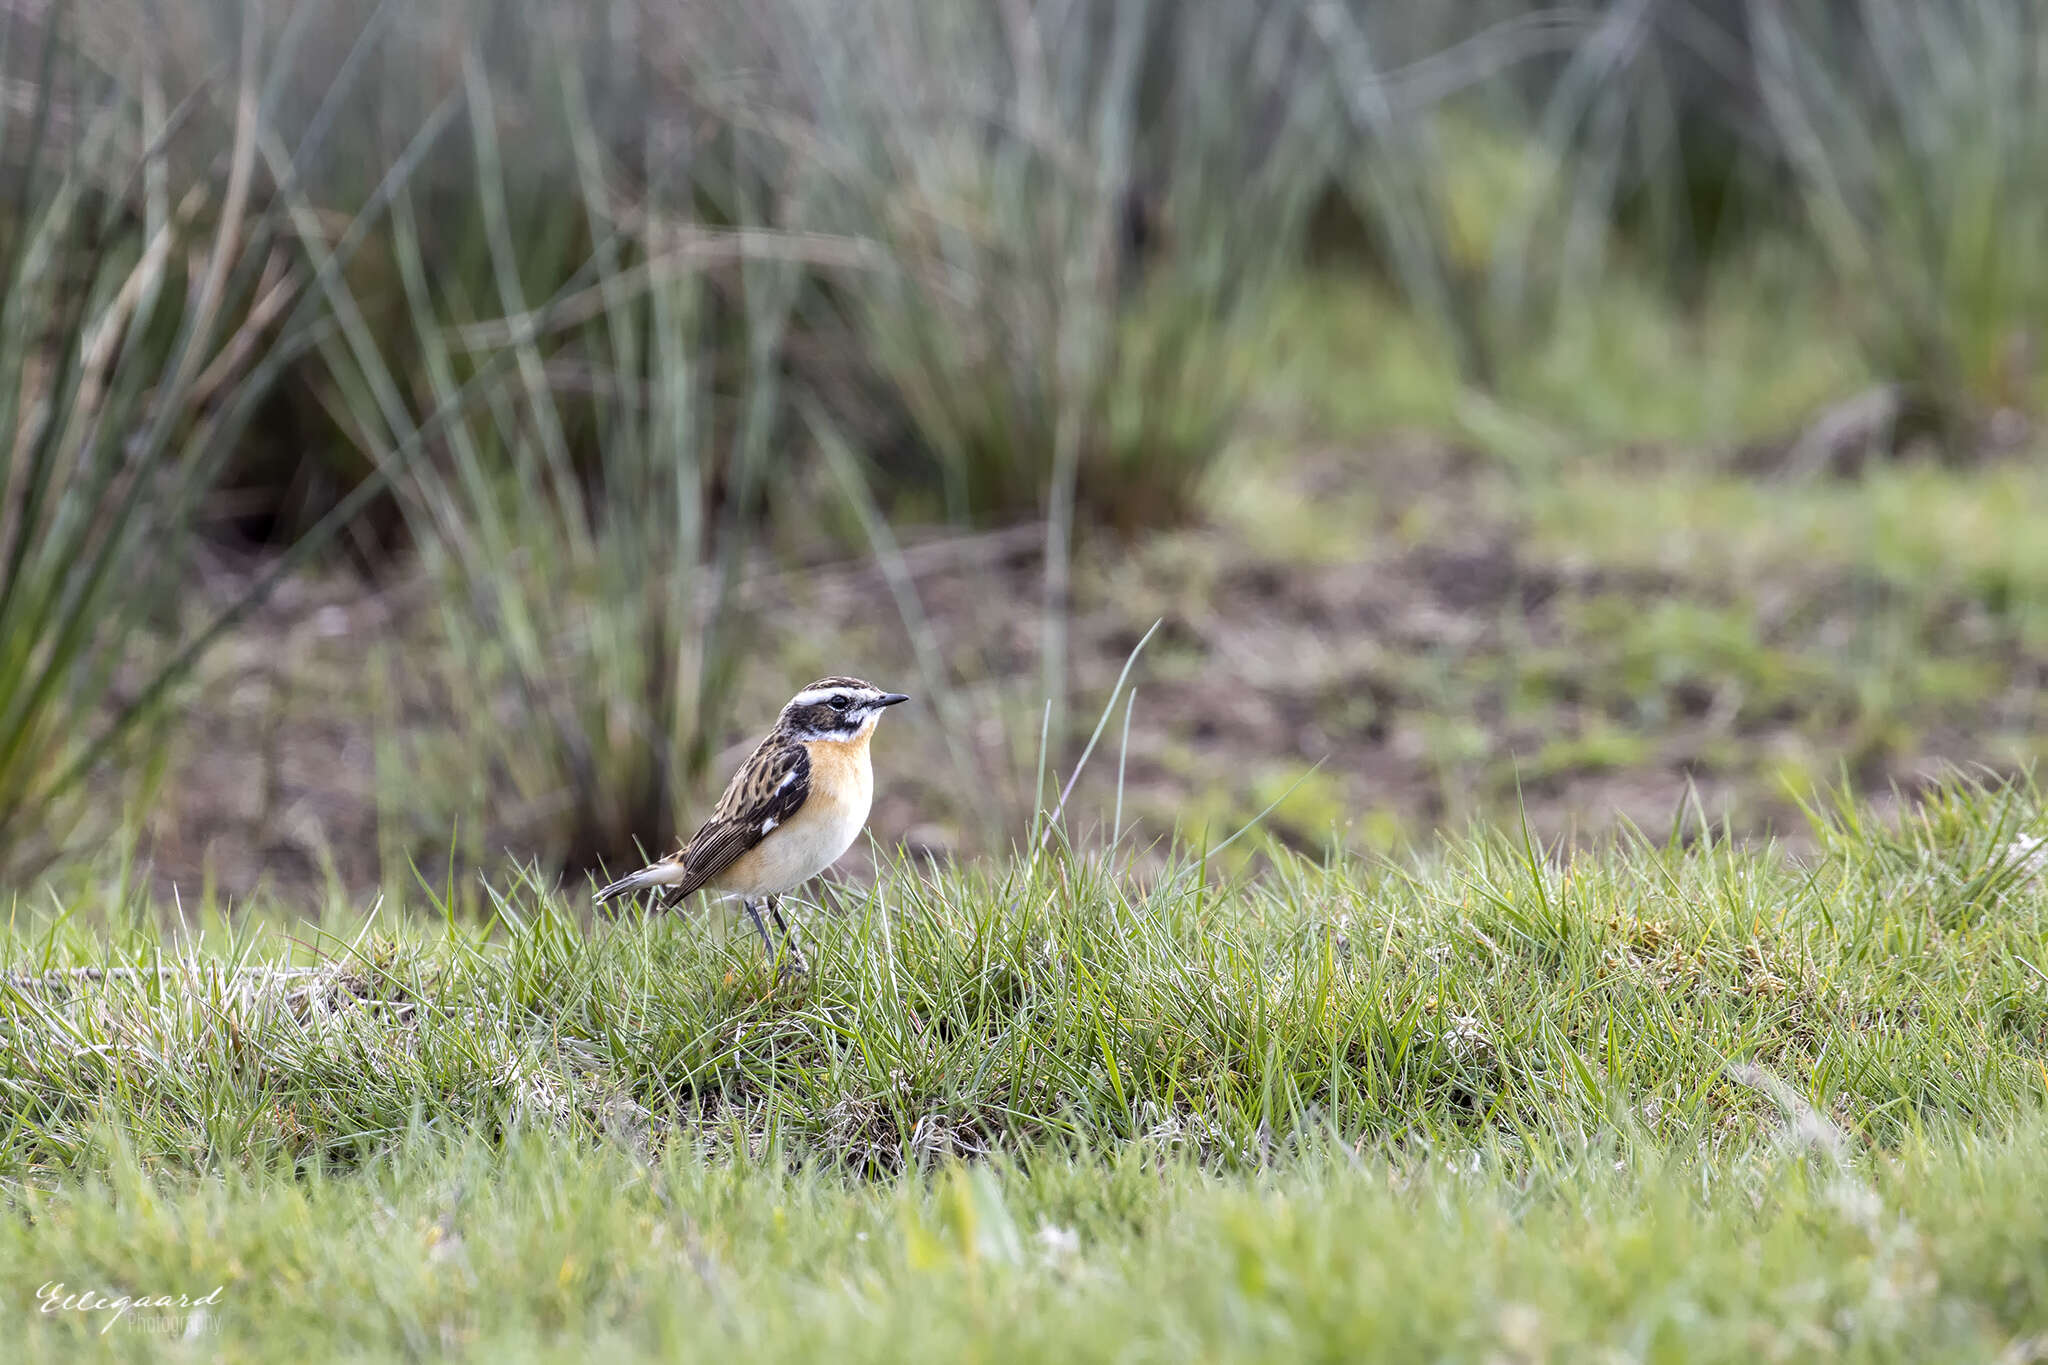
[740,0,1340,529]
[0,3,380,879]
[299,54,806,881]
[1754,0,2048,440]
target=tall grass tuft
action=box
[0,10,314,878]
[288,37,821,884]
[737,0,1340,530]
[1752,0,2048,442]
[1308,3,1693,401]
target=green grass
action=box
[5,776,2048,1358]
[11,1116,2048,1362]
[1525,462,2048,628]
[1242,256,1867,455]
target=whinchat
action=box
[593,676,910,973]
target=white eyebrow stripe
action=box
[789,686,878,708]
[789,688,845,707]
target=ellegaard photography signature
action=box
[36,1282,225,1335]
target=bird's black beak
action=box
[877,692,911,707]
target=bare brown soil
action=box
[145,440,2048,906]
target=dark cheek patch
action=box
[788,703,859,737]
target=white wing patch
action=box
[761,817,779,834]
[775,770,799,792]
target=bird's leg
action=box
[767,895,807,979]
[741,898,776,963]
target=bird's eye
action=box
[830,695,851,711]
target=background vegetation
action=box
[3,0,2046,1358]
[1,0,2038,898]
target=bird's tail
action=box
[591,859,686,910]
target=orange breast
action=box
[710,731,873,898]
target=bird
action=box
[592,676,910,975]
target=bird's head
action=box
[779,676,910,742]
